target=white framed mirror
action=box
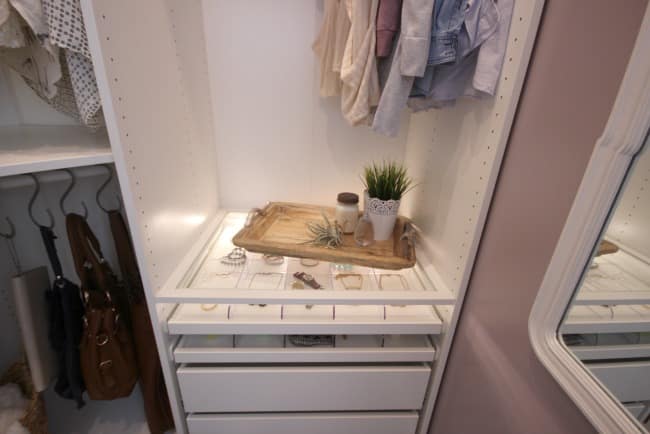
[529,5,650,433]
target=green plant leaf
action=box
[362,161,414,201]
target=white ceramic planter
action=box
[366,196,400,241]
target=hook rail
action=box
[96,164,122,213]
[59,169,89,219]
[0,217,15,239]
[27,173,55,229]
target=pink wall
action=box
[429,1,647,433]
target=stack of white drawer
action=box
[171,333,437,434]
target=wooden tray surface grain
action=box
[232,203,416,270]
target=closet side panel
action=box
[82,1,219,433]
[402,3,545,432]
[82,0,219,294]
[606,141,650,259]
[402,0,543,296]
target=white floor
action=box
[45,385,148,434]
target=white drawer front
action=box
[178,364,430,412]
[624,402,647,419]
[588,361,650,403]
[187,412,419,434]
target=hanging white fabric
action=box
[0,2,26,48]
[42,0,103,128]
[0,0,61,98]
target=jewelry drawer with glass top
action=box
[156,212,456,306]
[173,334,436,364]
[167,303,442,335]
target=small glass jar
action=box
[335,192,359,234]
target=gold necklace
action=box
[300,258,320,267]
[335,273,363,290]
[378,274,409,290]
[249,272,283,289]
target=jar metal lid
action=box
[337,192,359,204]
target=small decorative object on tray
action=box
[596,240,619,257]
[335,192,359,234]
[232,202,416,270]
[353,215,374,247]
[362,161,415,241]
[305,211,343,248]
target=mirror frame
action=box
[529,5,650,433]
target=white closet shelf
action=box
[0,125,112,177]
[562,305,650,334]
[157,288,454,305]
[571,343,650,361]
[156,212,455,305]
[575,291,650,305]
[573,250,650,305]
[167,303,442,336]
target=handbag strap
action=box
[86,307,120,391]
[108,210,144,299]
[39,225,65,285]
[66,213,113,295]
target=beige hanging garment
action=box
[22,49,89,125]
[331,0,351,73]
[0,33,61,98]
[313,0,343,97]
[340,0,380,126]
[0,2,26,48]
[0,0,61,98]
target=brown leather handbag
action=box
[66,213,138,400]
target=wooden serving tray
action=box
[596,240,619,257]
[232,202,416,270]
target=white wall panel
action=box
[402,1,543,296]
[203,0,409,209]
[167,0,220,208]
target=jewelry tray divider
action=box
[232,202,416,270]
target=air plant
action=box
[305,212,343,248]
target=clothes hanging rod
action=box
[0,164,114,190]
